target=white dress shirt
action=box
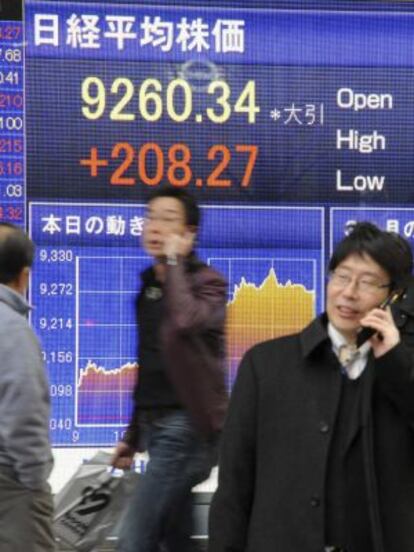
[328,322,371,380]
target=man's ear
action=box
[16,266,30,295]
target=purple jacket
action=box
[160,255,228,436]
[125,254,228,446]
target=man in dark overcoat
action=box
[209,222,414,552]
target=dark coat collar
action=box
[300,313,331,360]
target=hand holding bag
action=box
[54,451,139,551]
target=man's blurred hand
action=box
[163,232,195,259]
[111,441,135,470]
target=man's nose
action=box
[341,278,359,296]
[146,219,163,232]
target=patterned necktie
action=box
[338,343,359,370]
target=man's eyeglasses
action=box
[144,215,183,226]
[329,270,391,294]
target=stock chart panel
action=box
[23,1,414,446]
[29,201,323,445]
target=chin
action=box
[144,245,162,257]
[334,321,359,340]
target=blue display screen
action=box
[22,1,414,446]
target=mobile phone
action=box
[356,289,404,348]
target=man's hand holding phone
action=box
[359,306,400,358]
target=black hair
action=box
[147,187,200,227]
[329,222,413,290]
[0,223,35,284]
